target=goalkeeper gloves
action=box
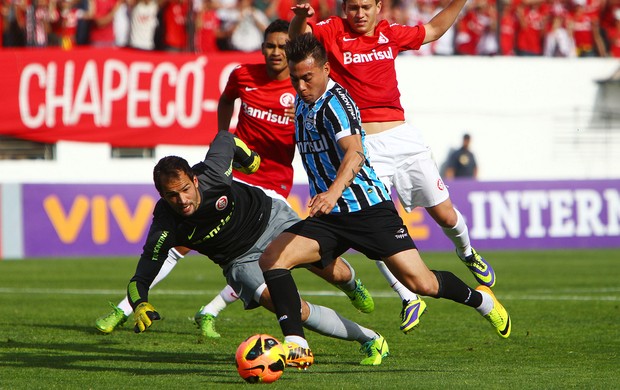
[134,302,161,333]
[232,136,261,174]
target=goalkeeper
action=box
[126,130,388,366]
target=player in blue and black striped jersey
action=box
[260,33,512,368]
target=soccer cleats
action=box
[193,307,221,338]
[339,279,375,314]
[95,302,128,334]
[359,335,389,366]
[460,248,496,288]
[476,285,511,338]
[284,342,314,369]
[400,297,427,333]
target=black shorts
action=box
[285,201,417,267]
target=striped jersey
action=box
[294,79,391,213]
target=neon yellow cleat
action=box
[400,297,427,333]
[284,342,314,370]
[193,308,221,338]
[340,279,375,313]
[460,248,496,288]
[95,302,128,334]
[359,335,389,366]
[476,285,511,338]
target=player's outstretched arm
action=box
[423,0,467,44]
[289,2,314,39]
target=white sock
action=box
[375,261,418,303]
[336,257,357,291]
[284,335,309,348]
[442,208,472,258]
[117,248,182,316]
[303,302,377,344]
[476,290,494,316]
[200,285,238,316]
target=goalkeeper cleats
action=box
[460,248,496,288]
[339,279,375,313]
[476,285,511,338]
[400,297,427,334]
[95,303,128,334]
[193,308,221,338]
[359,335,389,366]
[284,342,314,370]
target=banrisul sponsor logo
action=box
[242,102,290,125]
[297,134,330,154]
[343,48,394,65]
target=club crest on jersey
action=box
[215,196,228,211]
[437,179,445,191]
[280,93,295,107]
[378,32,389,44]
[343,47,394,64]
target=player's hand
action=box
[233,136,261,174]
[134,302,161,333]
[291,2,315,18]
[284,104,295,120]
[308,191,338,217]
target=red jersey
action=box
[222,64,296,197]
[163,0,188,50]
[310,17,425,123]
[196,9,220,53]
[90,0,117,46]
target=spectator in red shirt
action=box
[604,7,620,56]
[515,0,549,56]
[195,0,223,53]
[161,0,188,51]
[499,2,518,55]
[571,0,607,56]
[91,0,123,47]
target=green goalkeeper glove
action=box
[232,136,261,174]
[134,302,161,333]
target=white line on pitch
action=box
[0,287,618,301]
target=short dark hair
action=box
[153,156,194,195]
[264,19,289,41]
[285,33,328,67]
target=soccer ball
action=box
[235,334,287,383]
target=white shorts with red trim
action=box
[365,123,449,211]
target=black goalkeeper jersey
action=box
[129,131,272,307]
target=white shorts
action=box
[365,123,449,211]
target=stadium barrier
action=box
[1,179,618,259]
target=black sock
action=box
[432,270,482,308]
[263,269,305,338]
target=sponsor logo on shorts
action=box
[437,179,445,191]
[395,227,408,239]
[216,196,228,210]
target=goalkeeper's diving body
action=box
[125,130,388,366]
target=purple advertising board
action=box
[20,180,620,258]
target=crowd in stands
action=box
[1,0,619,57]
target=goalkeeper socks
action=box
[263,268,305,338]
[441,208,472,258]
[336,257,357,291]
[432,270,482,308]
[375,260,418,302]
[117,298,133,317]
[303,302,377,344]
[201,285,239,316]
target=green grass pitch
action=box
[1,249,618,389]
